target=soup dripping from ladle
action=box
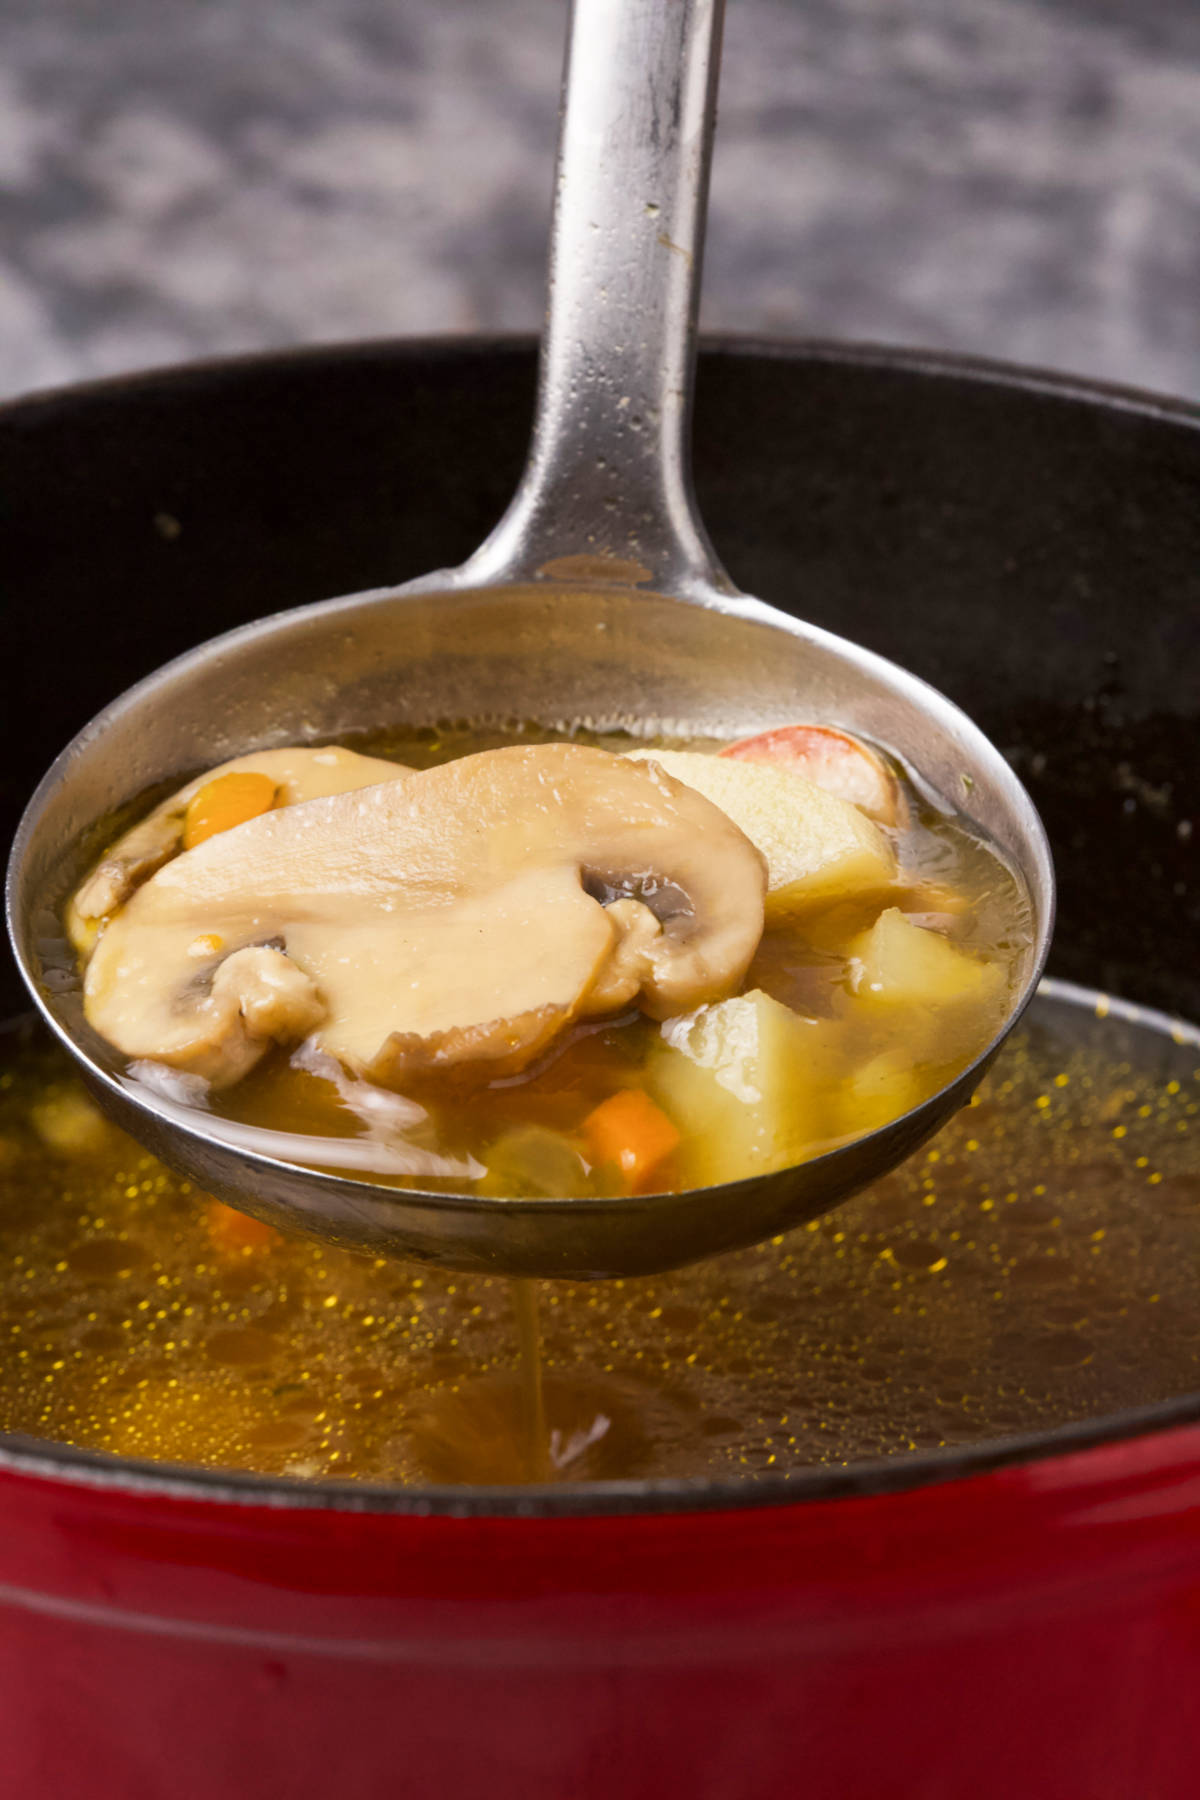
[6,0,1053,1280]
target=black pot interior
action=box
[1,337,1197,1512]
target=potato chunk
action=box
[626,749,896,916]
[847,908,1005,1012]
[648,990,839,1186]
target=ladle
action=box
[6,0,1053,1279]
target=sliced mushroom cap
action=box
[68,744,411,951]
[81,744,767,1088]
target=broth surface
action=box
[0,989,1195,1485]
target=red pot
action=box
[2,339,1197,1797]
[3,1423,1200,1800]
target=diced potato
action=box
[847,908,1005,1013]
[625,749,896,916]
[647,990,842,1186]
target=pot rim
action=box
[3,333,1198,1519]
[4,329,1199,434]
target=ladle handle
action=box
[459,0,733,599]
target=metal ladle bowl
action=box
[6,0,1053,1279]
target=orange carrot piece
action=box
[583,1089,680,1190]
[183,771,278,850]
[206,1198,282,1254]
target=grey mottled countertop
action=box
[2,0,1199,403]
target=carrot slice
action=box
[183,771,278,850]
[583,1089,680,1190]
[720,724,902,825]
[206,1198,282,1254]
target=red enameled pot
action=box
[1,338,1197,1799]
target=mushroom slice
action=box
[89,942,327,1089]
[82,744,766,1088]
[68,744,411,951]
[580,897,665,1014]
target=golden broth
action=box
[0,990,1195,1485]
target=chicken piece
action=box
[80,744,767,1089]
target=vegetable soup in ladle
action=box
[5,0,1052,1279]
[64,724,1030,1202]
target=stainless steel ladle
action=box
[6,0,1053,1279]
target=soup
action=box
[0,987,1194,1485]
[64,724,1031,1198]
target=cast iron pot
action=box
[1,337,1198,1800]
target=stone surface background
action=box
[2,0,1199,403]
